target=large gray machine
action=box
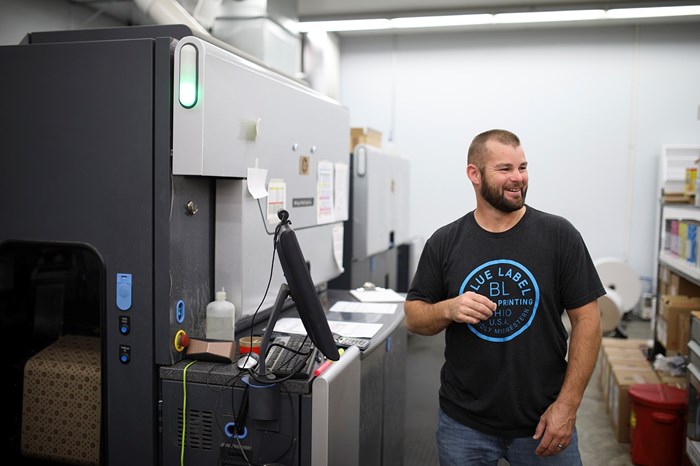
[330,144,412,291]
[0,25,349,466]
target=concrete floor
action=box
[577,317,653,466]
[404,316,654,466]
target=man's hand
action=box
[405,292,496,336]
[532,400,577,456]
[446,291,496,324]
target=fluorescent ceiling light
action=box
[297,5,700,33]
[495,9,605,24]
[391,14,493,29]
[298,18,390,33]
[607,5,700,19]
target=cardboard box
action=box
[659,374,688,390]
[600,348,650,405]
[668,274,700,298]
[661,295,700,353]
[663,192,694,204]
[598,338,650,386]
[600,347,647,389]
[657,315,668,349]
[609,368,660,443]
[657,264,670,296]
[350,127,382,151]
[602,337,650,349]
[680,311,693,355]
[604,358,652,409]
[655,265,700,296]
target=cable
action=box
[243,206,283,348]
[221,209,300,462]
[256,198,276,235]
[180,359,198,466]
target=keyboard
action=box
[333,333,371,351]
[265,334,317,379]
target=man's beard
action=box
[480,178,527,213]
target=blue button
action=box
[119,315,130,335]
[119,344,131,364]
[116,273,132,311]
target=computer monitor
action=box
[276,216,340,362]
[254,211,340,380]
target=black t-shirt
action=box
[406,206,605,437]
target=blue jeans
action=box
[436,409,583,466]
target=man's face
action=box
[478,141,528,213]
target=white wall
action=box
[339,23,700,284]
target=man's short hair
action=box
[467,129,521,169]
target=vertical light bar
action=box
[178,44,198,109]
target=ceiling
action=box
[70,0,699,25]
[296,0,696,19]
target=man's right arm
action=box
[404,292,496,336]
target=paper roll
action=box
[594,257,642,313]
[599,287,624,333]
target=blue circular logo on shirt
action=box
[459,259,540,342]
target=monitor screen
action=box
[277,221,340,361]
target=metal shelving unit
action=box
[657,203,700,465]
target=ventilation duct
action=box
[211,0,301,77]
[132,0,300,79]
[133,0,210,35]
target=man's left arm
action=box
[533,300,602,456]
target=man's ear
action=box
[466,164,481,185]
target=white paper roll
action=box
[594,257,642,313]
[599,287,624,333]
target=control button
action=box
[119,315,130,335]
[176,300,186,324]
[119,344,131,364]
[174,329,189,352]
[116,273,132,311]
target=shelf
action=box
[659,202,700,465]
[659,251,700,286]
[663,203,700,220]
[659,203,700,287]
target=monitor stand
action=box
[256,282,290,380]
[242,283,290,422]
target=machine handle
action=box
[651,412,678,424]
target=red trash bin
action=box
[629,383,687,466]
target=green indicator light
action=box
[179,44,198,108]
[180,82,196,107]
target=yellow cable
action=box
[181,360,198,466]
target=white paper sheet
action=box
[273,317,383,339]
[349,287,406,303]
[317,160,335,224]
[334,162,349,220]
[246,167,268,199]
[330,301,397,315]
[332,224,344,272]
[266,178,286,222]
[329,320,382,338]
